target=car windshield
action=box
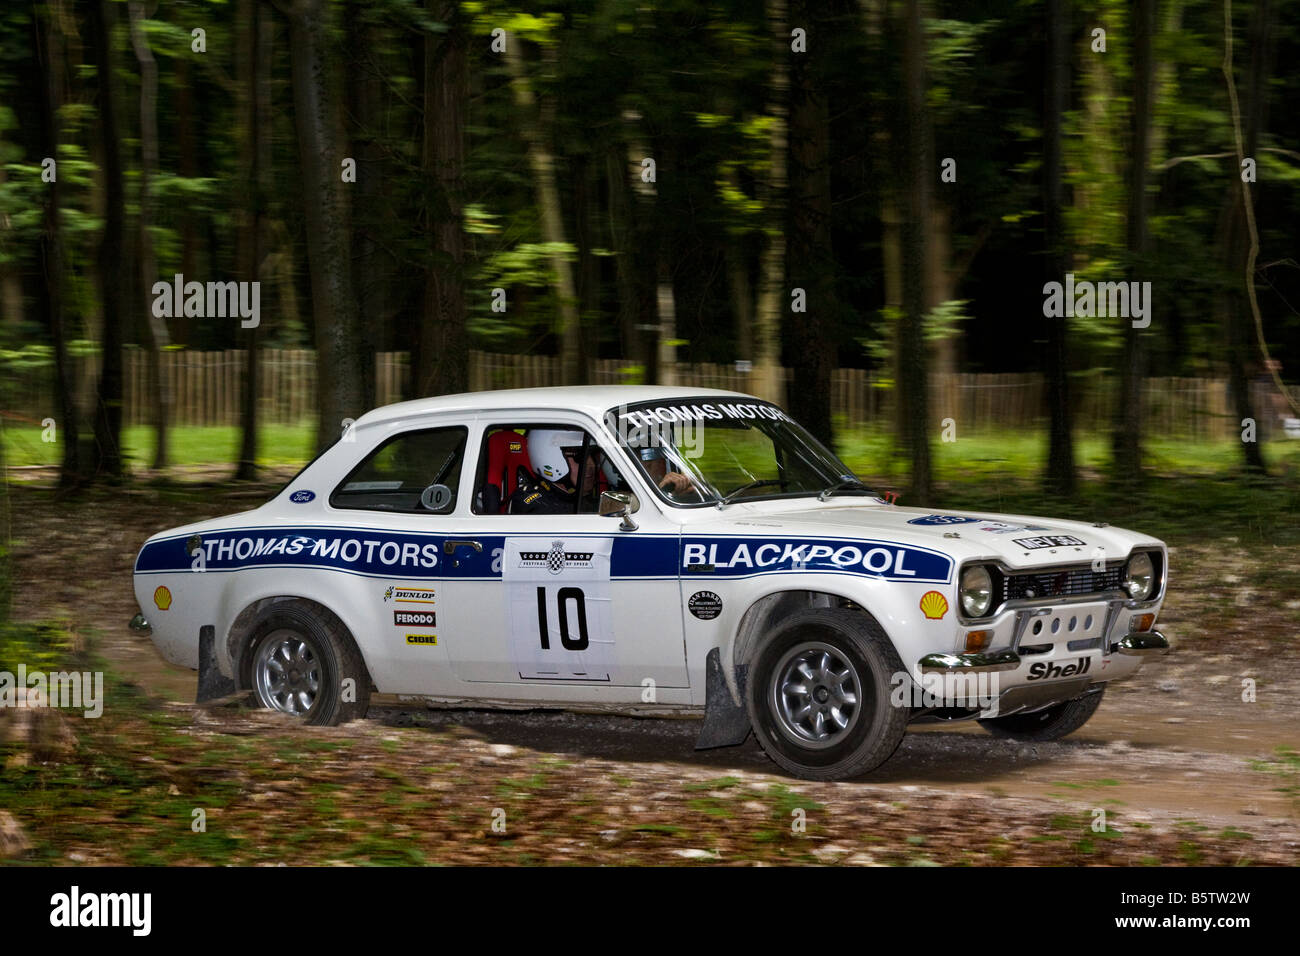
[603,398,867,506]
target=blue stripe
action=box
[135,527,952,584]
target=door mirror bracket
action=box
[599,490,640,531]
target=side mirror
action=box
[599,490,640,531]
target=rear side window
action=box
[330,427,467,514]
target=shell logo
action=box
[919,590,948,620]
[154,586,172,611]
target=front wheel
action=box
[746,608,909,780]
[246,600,371,725]
[977,685,1105,741]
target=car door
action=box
[438,417,688,693]
[326,420,469,697]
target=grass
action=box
[6,421,1300,545]
[1249,747,1300,811]
[838,427,1300,546]
[3,423,316,470]
[836,425,1300,481]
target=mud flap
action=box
[694,647,751,750]
[196,624,238,704]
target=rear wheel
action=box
[746,608,908,780]
[246,600,371,725]
[977,686,1105,741]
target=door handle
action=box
[443,539,484,555]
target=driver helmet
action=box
[528,429,586,482]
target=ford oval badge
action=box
[289,490,316,503]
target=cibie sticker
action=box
[289,490,316,503]
[688,591,723,621]
[405,634,438,646]
[153,586,172,611]
[919,591,948,620]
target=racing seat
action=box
[482,429,534,513]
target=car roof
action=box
[352,385,760,428]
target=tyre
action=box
[977,685,1105,742]
[746,608,909,781]
[245,599,371,726]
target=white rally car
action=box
[130,386,1169,780]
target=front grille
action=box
[1001,565,1124,603]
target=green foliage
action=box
[858,300,971,366]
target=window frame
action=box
[328,424,469,515]
[470,421,630,517]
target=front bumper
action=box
[920,628,1169,674]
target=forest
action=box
[1,0,1298,503]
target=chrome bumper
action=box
[919,648,1021,674]
[1112,629,1170,656]
[920,629,1170,674]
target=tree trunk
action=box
[725,238,754,362]
[606,142,648,377]
[574,153,600,379]
[1111,0,1155,481]
[409,0,469,398]
[651,138,678,387]
[347,0,382,408]
[1218,0,1274,471]
[897,0,932,503]
[619,112,661,382]
[175,57,197,347]
[504,38,581,384]
[926,204,955,376]
[0,162,23,329]
[129,0,170,471]
[236,0,271,479]
[87,0,126,479]
[1043,0,1076,494]
[786,0,837,445]
[286,0,367,450]
[753,0,789,407]
[35,1,80,489]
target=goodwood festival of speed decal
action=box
[135,527,953,584]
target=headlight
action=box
[960,565,994,618]
[1123,551,1155,600]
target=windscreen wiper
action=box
[818,478,872,501]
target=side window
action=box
[472,424,629,516]
[330,427,467,514]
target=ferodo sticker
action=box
[394,610,436,627]
[405,634,438,646]
[688,591,723,620]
